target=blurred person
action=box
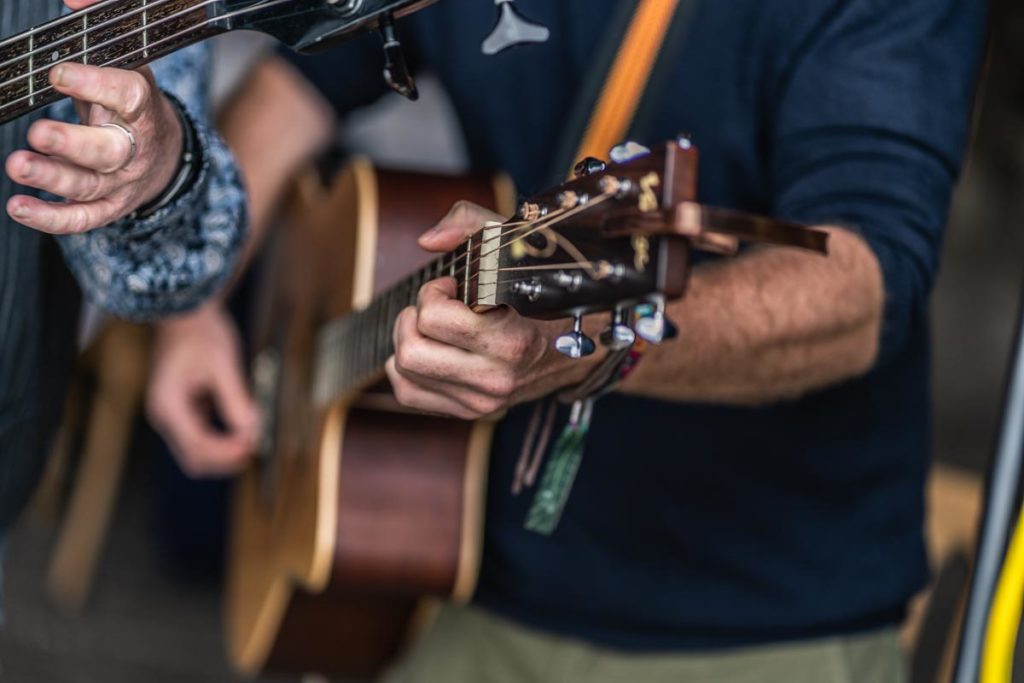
[0,0,246,581]
[149,1,986,681]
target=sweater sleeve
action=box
[53,44,248,320]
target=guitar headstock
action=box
[463,140,696,325]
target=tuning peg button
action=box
[634,298,677,344]
[556,315,596,359]
[600,307,637,350]
[609,141,652,164]
[573,157,607,178]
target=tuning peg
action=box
[600,307,636,350]
[482,0,551,56]
[573,157,607,178]
[609,142,652,164]
[634,297,678,344]
[379,13,418,100]
[556,315,596,359]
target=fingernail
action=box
[421,223,454,242]
[10,205,30,218]
[46,130,63,150]
[52,65,74,87]
[20,161,33,179]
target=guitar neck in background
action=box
[313,239,489,406]
[0,0,222,126]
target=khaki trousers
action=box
[382,605,906,683]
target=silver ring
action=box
[100,122,137,171]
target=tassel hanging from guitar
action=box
[482,0,550,55]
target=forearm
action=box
[619,227,884,404]
[217,55,335,281]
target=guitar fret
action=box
[315,247,483,404]
[463,237,472,305]
[0,0,218,126]
[27,29,34,106]
[142,0,149,58]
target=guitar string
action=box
[362,206,576,303]
[0,0,295,112]
[331,198,610,355]
[435,192,614,287]
[324,193,619,362]
[0,0,218,75]
[0,0,129,49]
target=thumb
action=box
[419,201,505,252]
[212,359,261,444]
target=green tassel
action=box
[524,400,593,535]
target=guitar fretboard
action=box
[0,0,216,125]
[313,234,499,406]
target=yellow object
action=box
[981,503,1024,682]
[572,0,681,169]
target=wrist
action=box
[134,93,203,219]
[158,301,225,336]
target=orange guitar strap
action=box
[571,0,683,172]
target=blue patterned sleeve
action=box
[52,44,248,320]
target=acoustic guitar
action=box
[226,140,830,678]
[0,0,431,127]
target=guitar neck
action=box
[313,239,489,406]
[0,0,222,126]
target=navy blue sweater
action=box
[285,0,987,650]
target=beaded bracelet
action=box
[132,93,203,220]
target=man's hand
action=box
[147,305,260,477]
[386,203,601,420]
[5,0,183,234]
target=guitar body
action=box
[227,159,516,678]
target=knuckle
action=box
[416,304,442,337]
[499,333,531,362]
[394,341,417,372]
[396,306,415,331]
[68,205,93,234]
[79,174,105,202]
[124,74,151,117]
[487,372,517,399]
[391,380,415,407]
[468,394,501,416]
[27,121,55,151]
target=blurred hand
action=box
[5,0,184,234]
[147,305,261,478]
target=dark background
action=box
[933,0,1024,473]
